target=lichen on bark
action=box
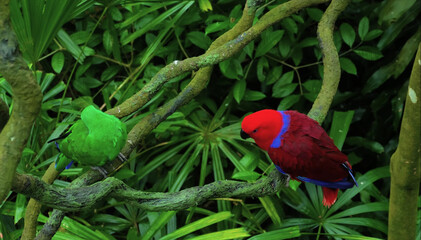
[388,44,421,240]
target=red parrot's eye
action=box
[252,129,258,133]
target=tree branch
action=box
[107,0,330,118]
[32,0,336,238]
[308,0,351,123]
[12,170,286,212]
[0,0,43,202]
[22,163,60,240]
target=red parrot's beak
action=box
[240,129,250,139]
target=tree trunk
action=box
[388,43,421,240]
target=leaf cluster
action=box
[0,0,420,239]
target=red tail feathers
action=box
[322,187,339,207]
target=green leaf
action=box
[219,58,243,79]
[354,46,383,61]
[61,216,111,240]
[10,0,80,63]
[243,41,255,58]
[277,94,300,110]
[281,18,298,34]
[233,79,246,103]
[243,90,266,101]
[288,179,301,191]
[109,6,123,21]
[340,23,356,47]
[103,30,113,55]
[278,38,291,58]
[197,0,213,12]
[256,57,269,82]
[51,52,65,73]
[327,217,387,234]
[114,168,135,180]
[14,194,26,224]
[330,202,389,219]
[100,65,120,82]
[142,212,177,240]
[298,37,318,48]
[333,31,342,52]
[358,17,369,40]
[302,80,322,93]
[42,81,66,102]
[323,234,384,240]
[273,83,297,98]
[259,196,282,226]
[329,111,354,150]
[265,66,282,85]
[57,29,91,64]
[187,31,212,50]
[346,137,384,153]
[205,21,229,35]
[361,64,394,94]
[273,71,294,87]
[255,30,284,58]
[365,29,383,41]
[306,8,323,21]
[248,226,301,240]
[339,57,357,75]
[232,171,261,181]
[378,0,417,26]
[160,212,233,240]
[122,2,188,45]
[188,228,250,240]
[377,1,420,50]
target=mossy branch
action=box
[308,0,351,123]
[34,1,261,238]
[34,0,341,238]
[12,170,285,212]
[21,164,60,240]
[0,0,42,203]
[107,0,330,118]
[388,44,421,240]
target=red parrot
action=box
[240,110,357,207]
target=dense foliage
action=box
[0,0,420,239]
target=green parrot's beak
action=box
[240,129,250,139]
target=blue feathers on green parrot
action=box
[53,105,127,171]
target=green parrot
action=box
[50,105,127,174]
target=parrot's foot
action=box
[117,153,127,163]
[91,166,108,178]
[285,175,291,188]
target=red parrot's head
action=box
[240,109,283,151]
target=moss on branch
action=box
[308,0,350,123]
[0,0,43,203]
[388,44,421,240]
[107,0,330,118]
[12,170,285,212]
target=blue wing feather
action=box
[275,165,356,189]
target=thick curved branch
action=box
[107,0,330,118]
[308,0,350,123]
[0,1,42,202]
[22,163,60,240]
[35,0,332,238]
[35,1,261,238]
[12,170,285,212]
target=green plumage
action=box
[55,105,127,171]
